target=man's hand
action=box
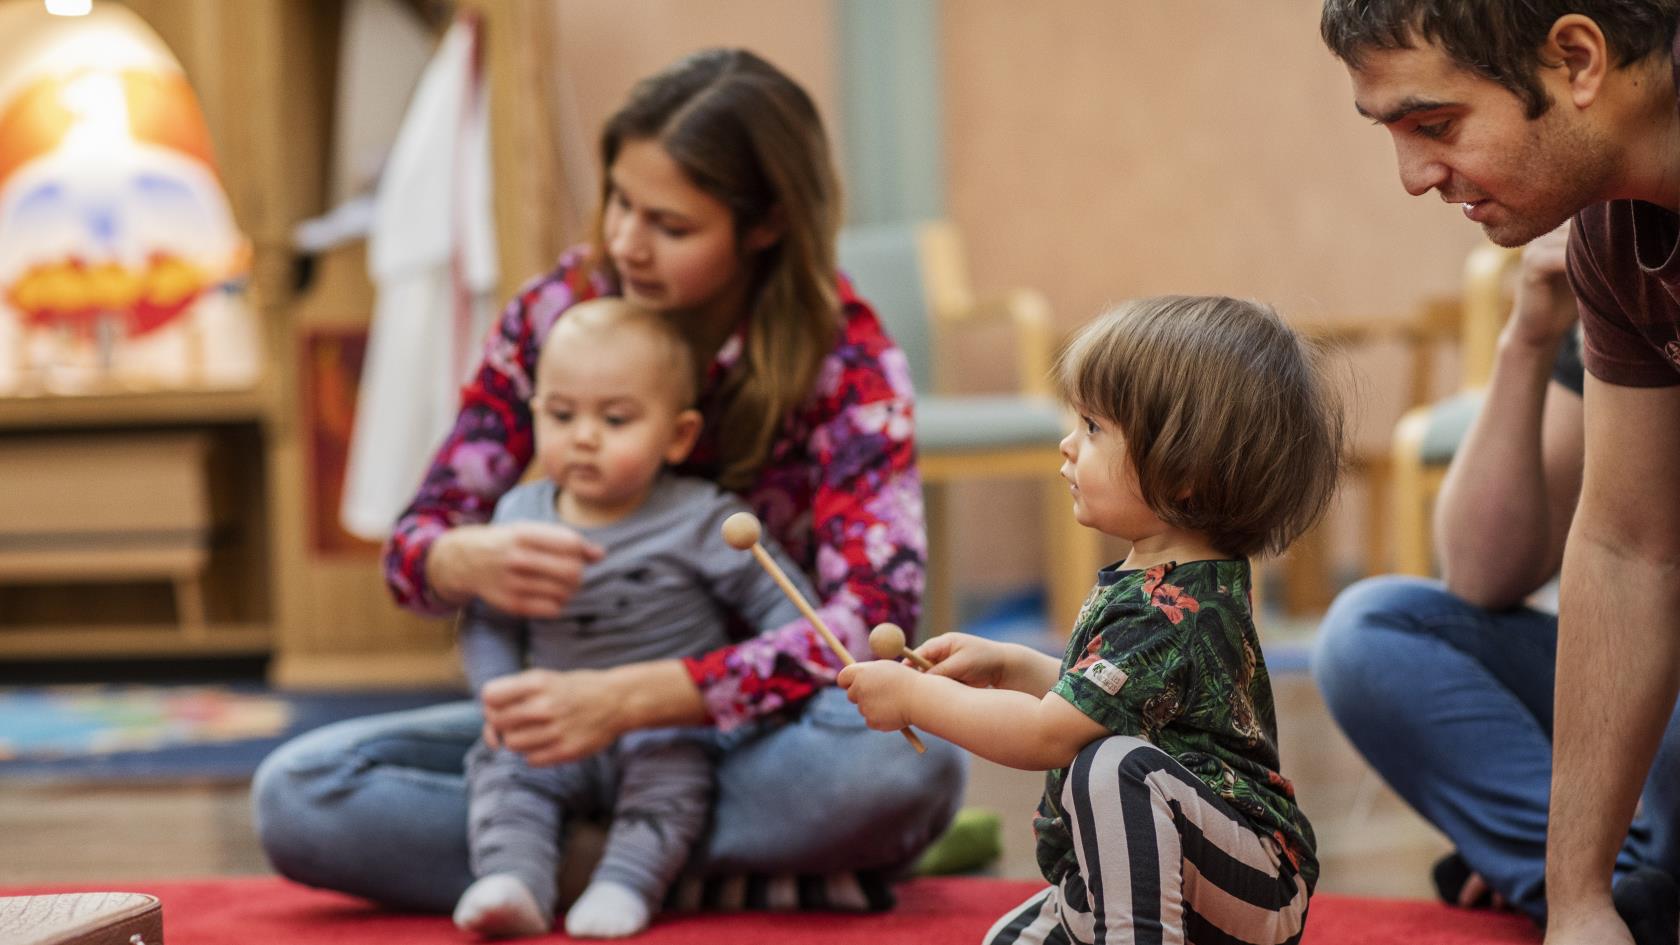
[1505,223,1576,349]
[430,522,605,617]
[1542,903,1634,945]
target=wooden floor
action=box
[0,674,1449,899]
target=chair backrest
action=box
[1459,242,1524,389]
[837,222,937,395]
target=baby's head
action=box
[1054,295,1344,559]
[531,298,703,516]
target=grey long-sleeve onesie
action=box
[461,472,811,917]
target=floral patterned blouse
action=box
[1035,559,1318,891]
[384,248,926,729]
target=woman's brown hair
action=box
[1054,296,1346,559]
[592,48,842,490]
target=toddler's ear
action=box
[664,408,704,464]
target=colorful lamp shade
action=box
[0,0,260,395]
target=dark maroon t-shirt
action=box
[1570,200,1680,388]
[1568,28,1680,389]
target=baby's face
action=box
[530,329,695,518]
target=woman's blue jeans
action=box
[1313,575,1680,921]
[250,687,966,912]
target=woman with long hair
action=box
[252,48,964,916]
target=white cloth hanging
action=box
[340,13,498,540]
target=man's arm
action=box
[1436,227,1583,606]
[1545,376,1680,943]
[1436,369,1582,606]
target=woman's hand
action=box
[479,661,707,766]
[480,668,627,766]
[429,523,605,617]
[836,660,922,732]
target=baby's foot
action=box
[453,873,551,939]
[563,880,653,938]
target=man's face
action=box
[1349,40,1612,246]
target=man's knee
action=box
[1314,575,1442,694]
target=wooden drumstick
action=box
[869,623,934,671]
[722,512,926,754]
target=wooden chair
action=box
[837,221,1103,639]
[1390,241,1525,576]
[1276,302,1461,612]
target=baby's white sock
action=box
[563,880,654,938]
[453,873,551,939]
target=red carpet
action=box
[8,876,1540,943]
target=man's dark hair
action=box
[1321,1,1680,117]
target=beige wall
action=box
[545,0,839,248]
[940,1,1484,591]
[509,1,1469,602]
[943,0,1483,330]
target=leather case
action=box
[0,892,163,945]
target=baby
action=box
[452,297,814,939]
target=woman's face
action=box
[603,139,753,334]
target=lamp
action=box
[0,0,261,395]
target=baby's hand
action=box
[480,719,502,750]
[837,660,920,732]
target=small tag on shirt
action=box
[1085,659,1127,695]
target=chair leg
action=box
[1042,478,1101,637]
[175,572,207,640]
[1282,521,1334,615]
[1363,462,1391,577]
[1391,410,1433,577]
[921,484,956,640]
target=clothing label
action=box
[1085,659,1127,695]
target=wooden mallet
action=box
[721,512,926,754]
[869,622,934,671]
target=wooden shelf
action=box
[0,622,271,659]
[0,384,273,432]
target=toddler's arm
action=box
[916,632,1063,697]
[838,661,1106,771]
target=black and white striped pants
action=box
[985,736,1309,945]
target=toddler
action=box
[840,295,1343,944]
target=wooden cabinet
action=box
[0,410,272,661]
[0,1,461,687]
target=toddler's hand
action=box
[916,632,1009,688]
[480,719,502,750]
[837,660,920,732]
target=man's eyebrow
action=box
[1354,96,1457,124]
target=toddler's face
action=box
[530,330,696,519]
[1057,411,1163,542]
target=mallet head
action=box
[721,511,763,550]
[869,622,909,661]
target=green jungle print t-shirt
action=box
[1034,559,1318,891]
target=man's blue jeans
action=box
[1312,575,1680,921]
[250,688,966,912]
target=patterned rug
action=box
[0,683,464,781]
